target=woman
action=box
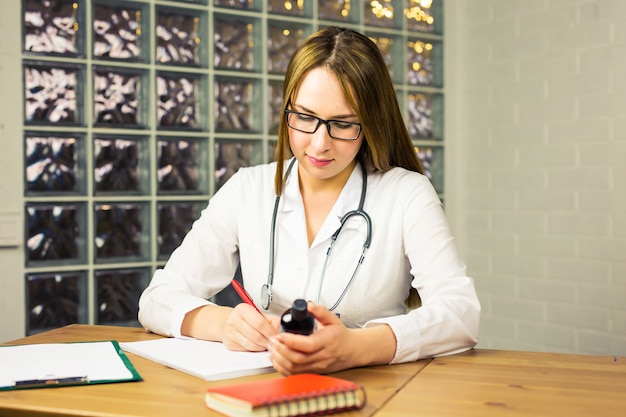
[138,27,480,375]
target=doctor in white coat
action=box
[138,26,480,375]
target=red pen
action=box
[231,279,264,315]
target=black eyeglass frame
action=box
[285,109,362,141]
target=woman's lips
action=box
[307,155,332,167]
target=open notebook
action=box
[121,338,274,381]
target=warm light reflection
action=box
[410,40,432,53]
[341,0,351,17]
[135,10,141,36]
[247,23,254,48]
[371,0,394,19]
[404,0,435,30]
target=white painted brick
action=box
[547,212,611,236]
[578,190,615,211]
[612,310,626,334]
[548,119,611,143]
[477,277,517,301]
[491,41,518,63]
[514,0,548,15]
[492,212,545,233]
[465,165,491,188]
[492,168,545,191]
[478,316,516,340]
[492,123,546,146]
[578,284,626,311]
[579,237,626,262]
[471,145,518,168]
[612,263,626,286]
[547,168,611,190]
[614,214,626,237]
[546,54,580,79]
[491,1,521,20]
[608,92,626,116]
[519,234,577,257]
[467,212,490,232]
[518,190,576,211]
[581,0,626,22]
[548,22,611,52]
[547,258,611,284]
[515,34,551,61]
[613,166,626,190]
[468,231,518,255]
[577,330,626,356]
[518,322,577,350]
[545,96,578,120]
[519,12,548,37]
[579,93,612,119]
[467,190,517,211]
[492,254,545,278]
[488,102,519,126]
[580,46,610,72]
[518,57,548,83]
[518,145,576,167]
[547,303,610,332]
[465,252,490,278]
[607,337,626,356]
[518,102,551,126]
[519,278,577,303]
[492,296,545,321]
[613,23,626,48]
[547,29,583,53]
[461,1,492,26]
[580,142,622,166]
[549,71,611,98]
[490,61,518,85]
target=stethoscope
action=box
[260,158,372,311]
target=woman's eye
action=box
[331,122,353,130]
[297,114,316,122]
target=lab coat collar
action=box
[279,160,364,249]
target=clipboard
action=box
[0,340,142,390]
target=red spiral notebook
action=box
[205,373,366,417]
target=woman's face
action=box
[288,67,363,186]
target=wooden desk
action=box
[0,325,429,417]
[377,348,626,417]
[3,325,625,417]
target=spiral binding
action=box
[263,384,367,417]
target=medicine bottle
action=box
[280,299,315,335]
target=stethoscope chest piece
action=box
[261,283,272,310]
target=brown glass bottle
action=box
[280,299,314,335]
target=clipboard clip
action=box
[13,375,89,388]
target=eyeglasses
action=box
[285,109,362,141]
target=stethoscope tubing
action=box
[262,158,371,311]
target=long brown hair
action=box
[274,26,424,195]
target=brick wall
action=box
[446,0,626,354]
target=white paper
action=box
[121,338,274,381]
[0,341,135,388]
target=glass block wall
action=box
[21,0,444,335]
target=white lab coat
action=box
[138,160,480,363]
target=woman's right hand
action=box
[181,304,279,352]
[222,304,280,351]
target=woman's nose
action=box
[309,122,332,150]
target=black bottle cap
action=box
[292,299,308,321]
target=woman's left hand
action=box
[268,301,395,374]
[268,302,352,374]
